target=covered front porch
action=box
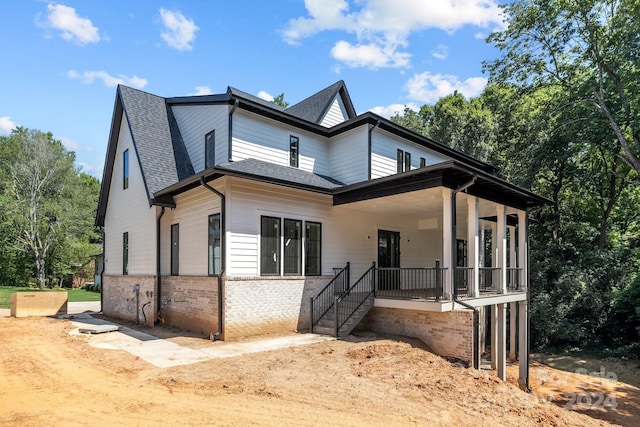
[312,164,545,387]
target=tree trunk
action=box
[35,257,46,289]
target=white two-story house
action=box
[96,81,547,386]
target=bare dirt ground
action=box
[1,315,638,426]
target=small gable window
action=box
[205,130,215,169]
[290,135,299,167]
[420,157,426,168]
[123,149,129,189]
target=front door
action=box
[378,230,400,290]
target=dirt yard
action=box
[1,315,638,426]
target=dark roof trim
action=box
[95,91,124,226]
[334,160,549,211]
[154,159,549,212]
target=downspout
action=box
[451,175,478,368]
[367,120,380,180]
[100,228,105,313]
[453,296,480,369]
[155,207,166,324]
[201,177,225,340]
[228,99,239,163]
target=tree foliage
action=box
[0,128,100,288]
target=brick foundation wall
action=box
[160,276,218,336]
[103,275,156,325]
[358,307,473,363]
[223,276,330,340]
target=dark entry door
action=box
[378,230,400,290]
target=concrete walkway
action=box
[67,313,334,368]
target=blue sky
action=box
[0,1,506,179]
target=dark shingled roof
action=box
[285,80,356,124]
[119,86,194,197]
[227,86,286,111]
[216,158,344,191]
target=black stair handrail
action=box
[310,262,349,331]
[335,262,376,335]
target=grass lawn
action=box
[0,286,100,309]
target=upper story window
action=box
[420,157,426,168]
[404,152,411,172]
[397,149,404,173]
[290,135,299,167]
[205,130,215,169]
[123,149,129,189]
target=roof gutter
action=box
[201,177,225,341]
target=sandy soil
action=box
[1,315,638,426]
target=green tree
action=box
[272,92,289,108]
[486,0,640,176]
[0,128,95,288]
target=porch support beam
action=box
[518,299,529,389]
[491,304,497,370]
[509,302,517,360]
[518,210,528,292]
[442,187,453,299]
[496,205,507,294]
[467,195,479,298]
[497,303,507,381]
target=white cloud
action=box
[39,3,100,45]
[159,8,199,51]
[369,103,419,119]
[405,72,487,104]
[281,0,504,69]
[77,162,103,178]
[431,44,448,60]
[67,70,148,88]
[257,91,274,102]
[187,86,213,96]
[0,116,17,135]
[59,136,94,152]
[331,40,410,69]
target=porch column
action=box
[509,302,517,360]
[496,205,507,294]
[491,304,497,370]
[518,299,529,390]
[497,303,507,381]
[442,188,453,299]
[518,210,528,292]
[467,195,480,298]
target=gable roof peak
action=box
[285,80,356,125]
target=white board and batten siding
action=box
[232,111,331,176]
[327,126,369,185]
[171,105,229,172]
[104,116,157,275]
[160,184,222,276]
[320,95,349,128]
[370,128,450,180]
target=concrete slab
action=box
[68,316,334,368]
[78,324,120,334]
